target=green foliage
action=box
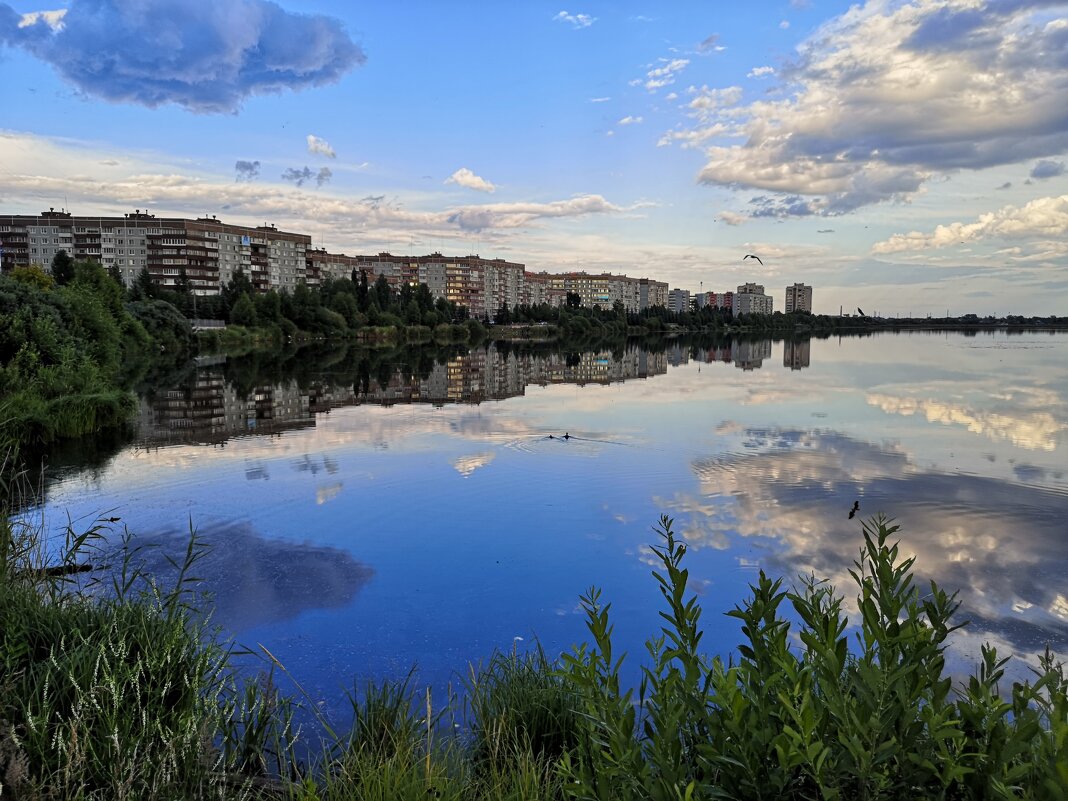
[50,249,75,286]
[0,266,161,447]
[127,298,194,353]
[466,646,581,768]
[230,291,258,327]
[10,264,54,291]
[560,515,1068,800]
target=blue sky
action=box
[1,0,1067,315]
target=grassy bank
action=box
[1,479,1065,800]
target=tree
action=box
[231,292,258,327]
[373,273,392,311]
[10,264,54,290]
[356,270,370,311]
[50,250,75,286]
[566,291,581,308]
[131,267,154,300]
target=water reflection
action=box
[662,426,1068,663]
[135,342,685,447]
[33,331,1068,710]
[118,521,374,632]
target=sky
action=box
[1,0,1067,316]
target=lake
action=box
[32,330,1068,721]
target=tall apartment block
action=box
[732,282,773,315]
[0,209,309,295]
[785,282,813,313]
[668,288,691,314]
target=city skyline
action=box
[1,1,1066,316]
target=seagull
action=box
[743,254,763,265]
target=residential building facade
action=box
[785,282,813,313]
[732,282,773,315]
[668,288,691,314]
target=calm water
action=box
[33,331,1068,718]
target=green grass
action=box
[1,469,1065,800]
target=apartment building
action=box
[668,288,691,314]
[522,271,566,307]
[639,277,669,310]
[2,208,674,316]
[732,282,773,315]
[0,209,310,295]
[785,282,813,313]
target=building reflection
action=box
[783,339,811,370]
[135,344,670,447]
[687,338,783,371]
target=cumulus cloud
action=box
[779,19,790,29]
[281,166,332,187]
[719,211,747,226]
[553,10,595,28]
[747,65,775,78]
[307,134,336,159]
[234,160,260,182]
[618,115,643,125]
[445,167,496,193]
[0,0,365,112]
[1031,159,1066,180]
[662,0,1068,218]
[873,195,1068,253]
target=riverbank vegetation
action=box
[1,490,1064,799]
[0,261,194,449]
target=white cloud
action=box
[746,66,775,78]
[18,8,66,30]
[872,195,1068,254]
[445,167,496,193]
[719,211,747,226]
[553,10,595,29]
[307,134,336,159]
[779,19,790,29]
[617,115,643,125]
[642,58,689,91]
[0,132,631,242]
[589,96,611,103]
[664,1,1068,217]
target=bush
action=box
[560,515,1068,800]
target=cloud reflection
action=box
[120,521,373,634]
[868,392,1067,451]
[452,452,497,478]
[660,427,1068,663]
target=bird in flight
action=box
[848,500,860,520]
[857,307,865,317]
[743,254,763,265]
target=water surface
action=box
[36,331,1068,718]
